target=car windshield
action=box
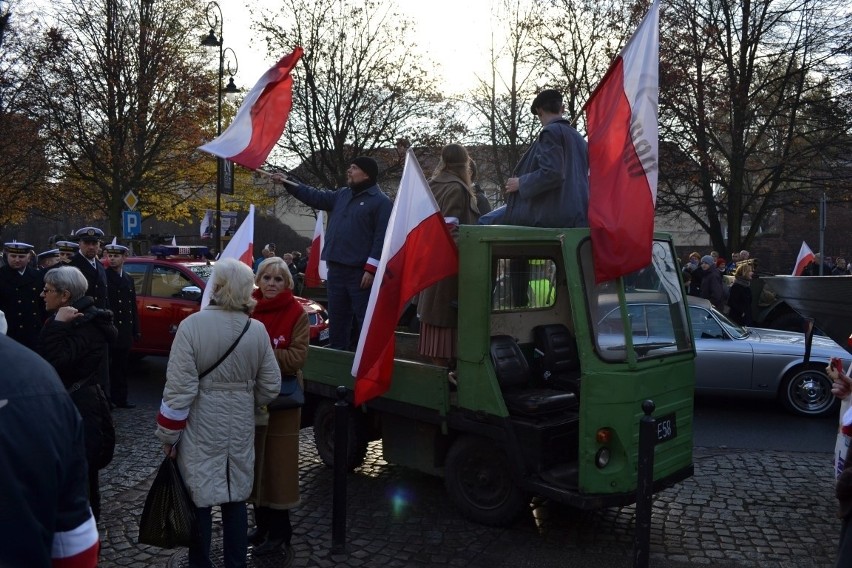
[707,305,749,339]
[582,239,694,362]
[187,264,214,283]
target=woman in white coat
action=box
[156,258,281,568]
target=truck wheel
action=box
[312,400,368,472]
[780,364,838,417]
[444,435,528,527]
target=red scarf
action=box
[251,288,304,349]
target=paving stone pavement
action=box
[97,403,841,568]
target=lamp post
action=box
[201,1,239,254]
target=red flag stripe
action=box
[51,513,99,568]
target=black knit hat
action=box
[351,156,379,184]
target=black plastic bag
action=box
[138,456,198,548]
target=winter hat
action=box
[700,255,714,266]
[351,156,379,184]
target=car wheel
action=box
[780,364,839,417]
[311,400,368,472]
[444,435,528,527]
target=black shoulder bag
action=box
[198,319,251,379]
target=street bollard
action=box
[633,399,656,568]
[331,386,349,554]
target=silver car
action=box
[598,296,847,417]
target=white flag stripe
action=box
[620,0,660,203]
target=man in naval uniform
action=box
[69,227,109,309]
[56,240,80,264]
[0,241,45,349]
[104,241,139,408]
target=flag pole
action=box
[256,168,299,187]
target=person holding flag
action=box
[273,158,392,351]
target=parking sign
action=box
[123,210,141,238]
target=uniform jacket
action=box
[418,172,480,329]
[0,334,99,568]
[250,288,309,509]
[155,307,280,508]
[504,117,589,228]
[287,182,392,272]
[69,253,109,309]
[0,264,45,349]
[106,268,140,350]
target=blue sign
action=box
[123,210,141,238]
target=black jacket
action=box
[0,334,96,567]
[0,264,45,349]
[38,296,117,390]
[106,268,139,349]
[69,253,109,309]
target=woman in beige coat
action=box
[247,257,310,560]
[155,258,280,568]
[418,144,481,373]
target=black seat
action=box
[532,324,581,394]
[490,335,577,417]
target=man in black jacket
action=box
[0,332,99,567]
[69,227,109,309]
[104,241,140,409]
[0,241,45,349]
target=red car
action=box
[123,245,329,357]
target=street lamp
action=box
[201,1,239,254]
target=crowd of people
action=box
[6,85,850,566]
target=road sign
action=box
[123,210,141,238]
[124,191,139,210]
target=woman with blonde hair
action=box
[155,258,280,568]
[726,261,754,326]
[246,256,310,561]
[418,143,481,372]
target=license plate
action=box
[655,412,677,444]
[319,328,330,342]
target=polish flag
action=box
[792,241,815,276]
[303,211,327,287]
[198,47,303,170]
[585,0,660,284]
[201,204,255,308]
[352,149,458,406]
[51,511,99,568]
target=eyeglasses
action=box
[42,288,62,294]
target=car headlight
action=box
[595,447,611,468]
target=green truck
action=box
[301,225,696,526]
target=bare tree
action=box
[465,0,544,196]
[657,0,852,256]
[255,0,464,193]
[23,0,219,236]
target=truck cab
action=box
[303,225,695,526]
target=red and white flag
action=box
[792,241,815,276]
[201,204,255,308]
[585,0,660,284]
[198,47,303,170]
[303,211,327,287]
[352,149,458,406]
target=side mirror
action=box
[181,285,203,301]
